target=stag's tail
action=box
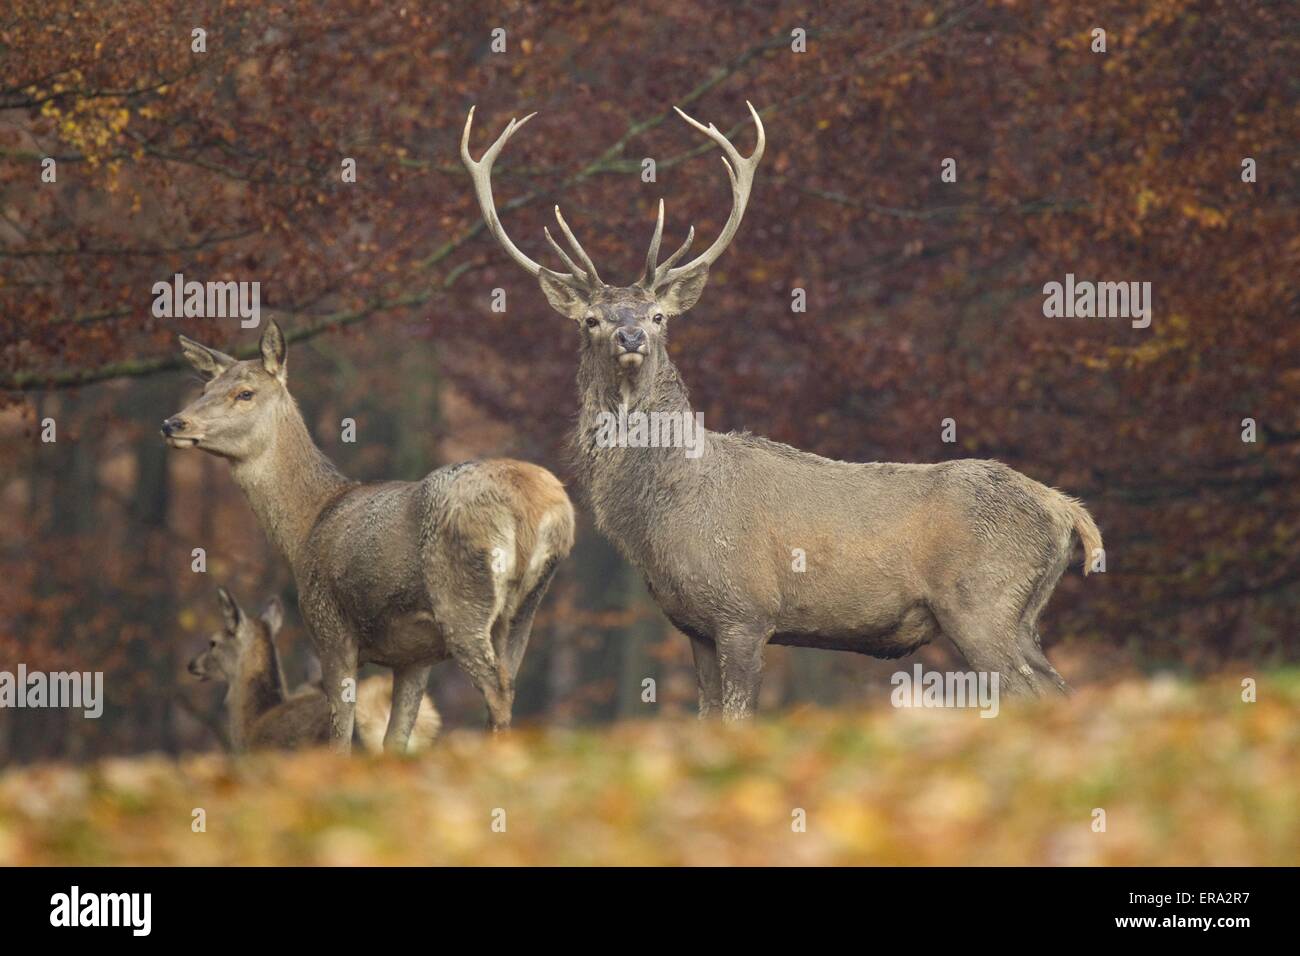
[1063,497,1103,575]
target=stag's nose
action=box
[161,416,186,437]
[614,327,646,351]
[187,660,200,676]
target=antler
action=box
[461,107,602,291]
[638,100,766,291]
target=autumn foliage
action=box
[0,1,1296,762]
[1,677,1296,865]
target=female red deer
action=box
[188,586,441,753]
[164,322,574,749]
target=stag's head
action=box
[188,586,284,683]
[461,103,765,384]
[161,321,291,460]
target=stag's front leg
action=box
[715,624,769,721]
[686,633,723,718]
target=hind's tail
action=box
[1064,497,1103,575]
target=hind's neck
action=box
[230,398,352,570]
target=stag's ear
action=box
[657,264,709,316]
[259,596,284,638]
[260,320,287,381]
[178,335,236,380]
[215,586,243,635]
[538,271,589,322]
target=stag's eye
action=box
[652,313,664,324]
[585,317,599,329]
[209,640,217,649]
[236,390,255,401]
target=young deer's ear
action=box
[260,320,287,380]
[657,264,710,316]
[178,335,236,380]
[259,596,284,638]
[538,271,590,322]
[215,586,243,635]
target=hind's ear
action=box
[215,586,243,634]
[259,596,284,638]
[179,335,236,380]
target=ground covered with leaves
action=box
[0,675,1294,866]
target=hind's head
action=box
[187,586,284,683]
[161,321,292,461]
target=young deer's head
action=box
[188,586,285,683]
[461,103,765,395]
[162,321,290,460]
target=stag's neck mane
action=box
[572,345,713,506]
[229,397,354,570]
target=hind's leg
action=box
[384,662,434,753]
[448,621,513,730]
[428,548,514,731]
[499,558,559,684]
[304,601,360,754]
[440,602,514,731]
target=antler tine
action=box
[552,206,602,286]
[656,100,766,287]
[636,199,666,287]
[656,225,695,276]
[460,107,590,289]
[543,225,588,280]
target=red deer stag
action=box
[461,102,1101,720]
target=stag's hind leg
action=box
[930,601,1047,698]
[1015,548,1072,694]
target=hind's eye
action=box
[653,313,664,324]
[585,317,599,329]
[209,640,217,649]
[236,390,254,401]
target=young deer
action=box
[164,322,574,750]
[188,586,440,753]
[462,103,1102,719]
